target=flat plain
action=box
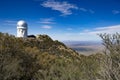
[63,41,104,55]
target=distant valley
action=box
[63,41,104,55]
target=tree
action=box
[99,33,120,80]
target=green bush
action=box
[0,32,120,80]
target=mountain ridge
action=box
[1,32,119,80]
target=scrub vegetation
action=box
[0,32,120,80]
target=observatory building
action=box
[17,20,28,38]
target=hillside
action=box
[0,32,120,80]
[0,32,81,80]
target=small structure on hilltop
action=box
[17,20,28,38]
[16,20,48,39]
[27,35,36,39]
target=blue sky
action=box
[0,0,120,41]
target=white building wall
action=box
[17,20,28,38]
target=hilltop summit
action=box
[24,34,79,57]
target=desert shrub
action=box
[99,33,120,80]
[1,32,120,80]
[0,33,39,80]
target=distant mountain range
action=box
[63,41,103,55]
[63,41,102,46]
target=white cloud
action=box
[67,28,73,30]
[38,18,55,24]
[3,20,17,26]
[62,25,120,41]
[79,8,95,14]
[112,10,120,14]
[4,20,17,23]
[83,29,91,32]
[82,25,120,35]
[41,25,52,29]
[41,0,78,16]
[79,8,87,12]
[89,9,95,14]
[95,25,120,30]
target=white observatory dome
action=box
[17,20,28,38]
[17,20,27,27]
